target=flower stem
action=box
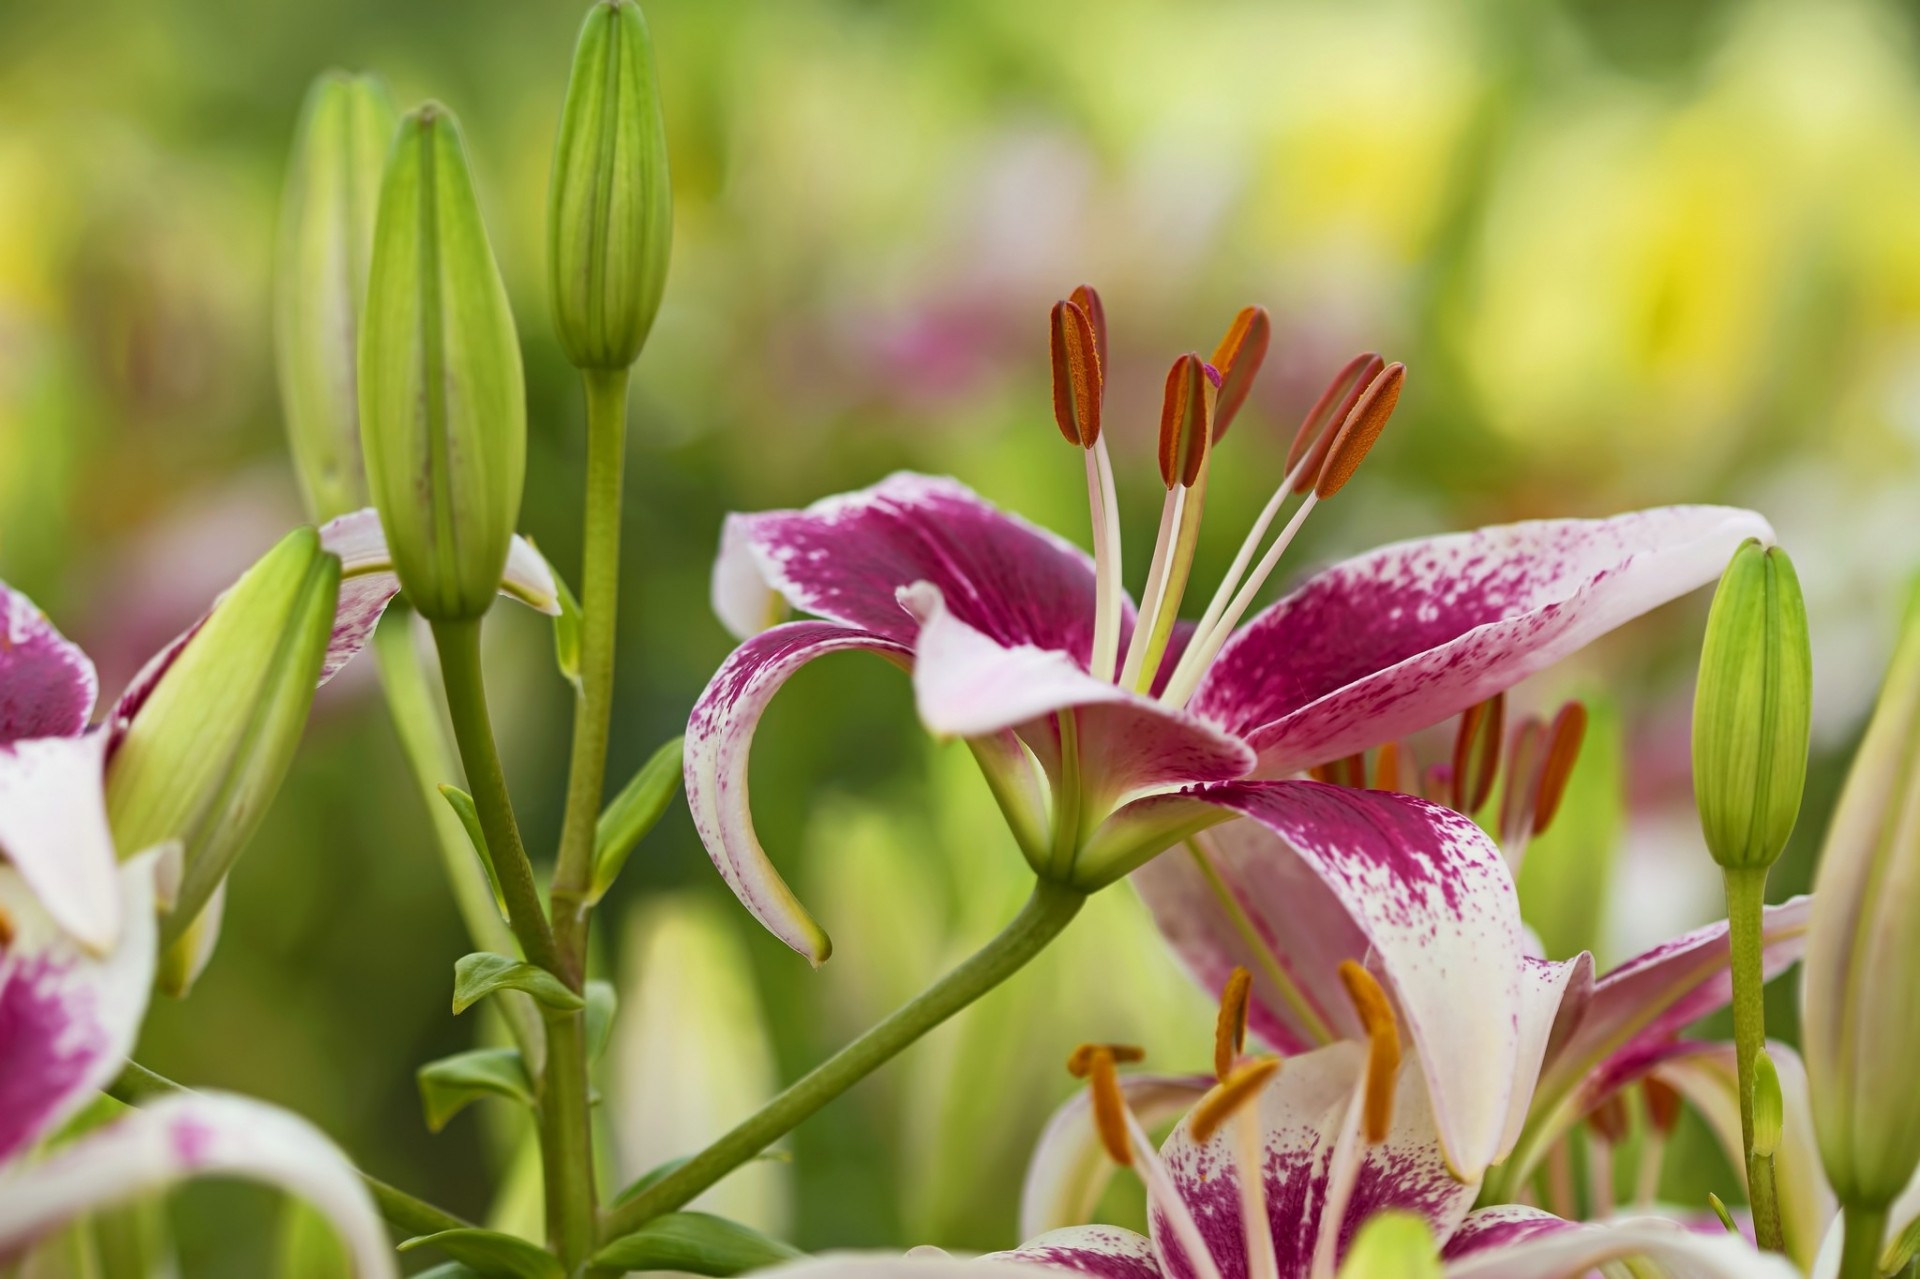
[1723,865,1784,1253]
[539,1006,598,1269]
[1838,1204,1888,1279]
[430,616,563,979]
[598,879,1087,1243]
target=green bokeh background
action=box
[3,0,1917,1271]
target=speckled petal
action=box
[989,1226,1164,1279]
[0,581,97,743]
[1441,1205,1799,1278]
[1020,1074,1212,1238]
[1191,508,1771,774]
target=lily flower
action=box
[688,287,1771,1181]
[0,849,395,1276]
[0,507,558,957]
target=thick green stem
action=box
[538,1009,598,1270]
[1838,1204,1888,1279]
[106,1063,472,1237]
[372,607,544,1068]
[430,617,563,979]
[598,880,1087,1243]
[550,365,630,962]
[1724,866,1784,1253]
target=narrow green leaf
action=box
[590,735,684,902]
[592,1213,803,1276]
[417,1048,533,1132]
[412,1267,486,1279]
[398,1228,563,1279]
[585,979,617,1063]
[552,569,583,691]
[438,785,508,919]
[611,1155,688,1206]
[452,952,583,1015]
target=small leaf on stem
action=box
[451,952,584,1015]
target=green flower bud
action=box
[1336,1211,1441,1279]
[1692,539,1812,870]
[360,103,527,622]
[274,71,397,521]
[547,0,672,370]
[1805,581,1920,1211]
[106,528,340,942]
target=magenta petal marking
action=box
[1191,507,1772,773]
[723,473,1107,661]
[685,621,912,964]
[989,1227,1164,1279]
[0,582,98,743]
[1441,1206,1577,1259]
[1441,1206,1800,1278]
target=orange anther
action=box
[1082,1047,1135,1167]
[1314,362,1405,500]
[1499,717,1545,847]
[1451,693,1505,816]
[1644,1077,1683,1135]
[1069,284,1109,386]
[1214,966,1253,1081]
[1210,306,1271,441]
[1371,742,1404,794]
[1050,300,1103,448]
[1287,353,1382,493]
[1157,354,1218,489]
[1066,1041,1146,1078]
[1532,703,1588,836]
[1189,1057,1282,1145]
[1587,1093,1630,1145]
[1338,960,1401,1144]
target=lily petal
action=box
[0,1092,396,1279]
[0,581,98,742]
[685,621,912,964]
[1441,1205,1799,1278]
[0,850,162,1165]
[1020,1075,1212,1238]
[716,473,1109,660]
[0,731,118,951]
[1500,954,1593,1159]
[989,1226,1163,1279]
[1133,782,1527,1181]
[1191,507,1772,773]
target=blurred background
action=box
[4,0,1919,1271]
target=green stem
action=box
[430,616,563,979]
[599,879,1087,1243]
[373,606,544,1068]
[538,1009,598,1270]
[106,1063,472,1238]
[550,364,630,961]
[1838,1204,1888,1279]
[1724,866,1784,1253]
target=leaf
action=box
[592,1213,804,1276]
[452,952,583,1015]
[609,1151,789,1208]
[399,1228,563,1279]
[590,735,684,902]
[585,979,617,1063]
[551,568,583,692]
[438,785,508,920]
[412,1267,486,1279]
[417,1048,533,1132]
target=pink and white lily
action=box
[0,508,557,957]
[687,290,1772,1181]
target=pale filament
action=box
[1164,493,1320,708]
[1308,1069,1372,1279]
[1086,437,1125,683]
[1118,487,1186,690]
[1236,1105,1280,1279]
[1124,1111,1227,1279]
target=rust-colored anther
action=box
[1287,352,1383,492]
[1451,692,1505,815]
[1371,742,1404,793]
[1644,1077,1683,1135]
[1070,284,1109,389]
[1499,717,1546,847]
[1210,306,1271,441]
[1309,763,1337,784]
[1337,960,1401,1144]
[1050,300,1103,448]
[1083,1047,1135,1166]
[1532,702,1589,837]
[1314,361,1405,500]
[1214,966,1253,1081]
[0,900,13,950]
[1157,353,1218,489]
[1586,1093,1630,1145]
[1189,1057,1282,1145]
[1066,1041,1146,1079]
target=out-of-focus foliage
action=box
[4,0,1919,1270]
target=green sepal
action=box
[452,952,583,1015]
[585,979,617,1063]
[438,785,509,920]
[589,735,684,903]
[1753,1048,1784,1160]
[591,1213,804,1276]
[417,1048,533,1132]
[398,1228,562,1279]
[551,568,583,692]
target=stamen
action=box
[1498,717,1546,855]
[1338,960,1401,1144]
[1190,1057,1282,1144]
[1086,1048,1133,1166]
[1070,284,1109,380]
[1532,702,1588,836]
[1371,742,1405,793]
[1067,1042,1147,1077]
[1451,693,1505,815]
[1309,1047,1371,1279]
[1645,1077,1682,1134]
[1050,300,1102,448]
[1214,966,1253,1080]
[1052,288,1122,682]
[1234,1095,1280,1279]
[1127,1110,1227,1279]
[1210,306,1271,441]
[0,900,13,949]
[1287,353,1382,492]
[1586,1096,1626,1218]
[1157,353,1217,489]
[1636,1080,1677,1207]
[1122,355,1219,690]
[1312,362,1405,499]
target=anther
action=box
[1189,1058,1282,1145]
[1287,353,1382,494]
[1371,742,1405,793]
[1067,1044,1140,1167]
[0,901,13,950]
[1587,1094,1630,1145]
[1157,354,1219,489]
[1313,361,1405,500]
[1210,306,1271,441]
[1338,960,1401,1144]
[1451,693,1505,815]
[1070,284,1109,385]
[1050,300,1102,448]
[1532,702,1588,836]
[1215,966,1253,1080]
[1644,1078,1682,1135]
[1067,1041,1146,1078]
[1499,717,1545,850]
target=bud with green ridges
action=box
[1804,580,1920,1212]
[105,527,340,942]
[275,71,397,521]
[360,103,526,622]
[1693,538,1812,870]
[547,0,672,370]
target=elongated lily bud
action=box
[1805,581,1920,1211]
[106,528,340,942]
[275,71,397,521]
[1693,539,1811,870]
[548,0,673,370]
[360,103,527,622]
